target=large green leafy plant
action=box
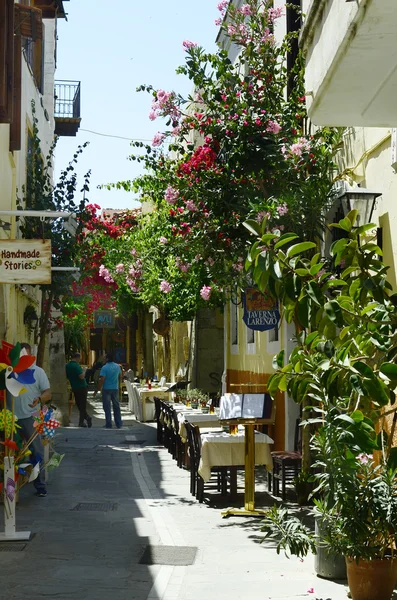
[245,210,397,560]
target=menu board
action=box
[220,393,273,420]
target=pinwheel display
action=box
[0,341,36,396]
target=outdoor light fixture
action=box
[23,307,39,328]
[338,186,382,227]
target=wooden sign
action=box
[0,239,51,284]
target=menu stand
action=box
[220,418,273,517]
[220,385,276,518]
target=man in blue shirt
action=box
[93,353,122,429]
[7,343,50,497]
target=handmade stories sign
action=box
[0,240,51,284]
[93,310,115,328]
[243,287,280,332]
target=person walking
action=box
[66,352,92,428]
[7,343,50,497]
[93,353,122,429]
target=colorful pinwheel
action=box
[33,406,60,439]
[0,342,36,396]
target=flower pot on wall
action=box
[314,518,346,580]
[346,556,397,600]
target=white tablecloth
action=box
[177,412,221,441]
[138,387,171,422]
[198,431,274,483]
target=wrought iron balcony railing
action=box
[54,80,81,136]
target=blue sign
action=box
[243,288,280,332]
[93,310,115,329]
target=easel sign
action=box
[219,390,275,518]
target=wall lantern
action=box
[338,186,382,227]
[23,306,39,329]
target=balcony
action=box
[300,0,397,127]
[33,0,69,19]
[54,80,81,136]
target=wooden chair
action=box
[269,418,302,500]
[153,396,163,443]
[184,421,198,497]
[171,408,185,468]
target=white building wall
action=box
[0,14,58,344]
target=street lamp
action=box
[338,186,382,227]
[23,307,39,329]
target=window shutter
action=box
[0,0,14,123]
[14,4,43,40]
[9,35,22,152]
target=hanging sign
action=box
[93,310,115,328]
[243,287,280,331]
[0,239,51,284]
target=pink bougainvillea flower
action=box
[200,285,212,301]
[239,3,252,15]
[276,203,288,216]
[358,453,373,464]
[183,40,198,50]
[164,185,179,204]
[160,280,172,293]
[159,236,168,244]
[98,265,114,284]
[268,6,284,22]
[152,132,165,147]
[266,120,282,134]
[185,200,198,212]
[115,263,124,273]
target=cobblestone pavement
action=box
[0,393,350,600]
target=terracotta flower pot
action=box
[346,556,397,600]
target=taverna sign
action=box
[243,287,280,332]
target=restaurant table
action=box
[198,430,273,484]
[177,412,221,441]
[138,387,172,422]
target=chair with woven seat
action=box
[268,418,302,500]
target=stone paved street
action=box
[0,394,350,600]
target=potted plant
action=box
[174,389,188,404]
[187,388,206,410]
[294,470,313,506]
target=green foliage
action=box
[261,505,317,558]
[17,101,91,364]
[96,0,341,318]
[250,209,397,560]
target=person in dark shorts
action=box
[66,353,92,428]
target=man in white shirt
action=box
[9,343,51,497]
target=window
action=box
[286,1,302,98]
[246,325,256,354]
[268,326,279,343]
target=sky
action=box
[54,0,220,211]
